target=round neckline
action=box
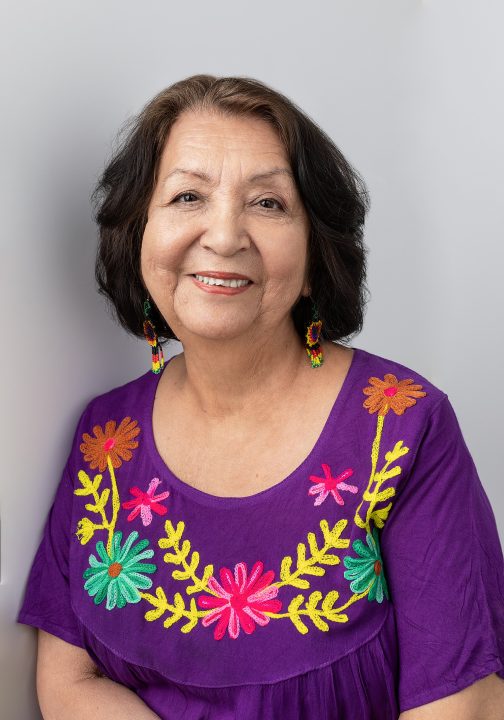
[141,346,365,508]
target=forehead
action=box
[158,109,290,175]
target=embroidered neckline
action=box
[140,347,364,508]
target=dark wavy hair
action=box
[92,74,370,346]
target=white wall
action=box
[2,1,503,717]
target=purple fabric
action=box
[17,346,504,719]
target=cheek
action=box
[141,219,187,280]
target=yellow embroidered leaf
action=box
[189,550,200,571]
[180,599,199,634]
[324,610,348,623]
[179,539,191,561]
[296,543,307,565]
[202,564,214,585]
[74,470,95,496]
[375,466,402,483]
[92,474,103,492]
[96,488,110,510]
[145,606,166,622]
[321,590,340,612]
[310,614,329,632]
[385,441,409,462]
[172,569,191,581]
[163,614,181,629]
[307,531,319,556]
[370,502,393,529]
[318,553,340,565]
[374,487,396,503]
[320,518,350,548]
[288,594,308,635]
[302,565,325,577]
[158,520,185,548]
[142,586,168,621]
[307,590,322,609]
[163,551,180,564]
[186,564,216,593]
[75,517,97,544]
[280,555,293,581]
[288,577,311,590]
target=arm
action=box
[399,672,504,720]
[36,630,161,720]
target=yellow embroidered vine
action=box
[75,417,140,555]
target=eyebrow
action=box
[162,167,294,184]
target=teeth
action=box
[194,274,250,288]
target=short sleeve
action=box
[16,462,85,648]
[380,395,504,713]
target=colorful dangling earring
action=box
[305,300,324,368]
[143,298,165,374]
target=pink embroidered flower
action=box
[121,477,170,526]
[308,464,358,506]
[197,561,282,640]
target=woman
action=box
[17,75,504,719]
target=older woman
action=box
[17,75,504,720]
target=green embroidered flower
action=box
[83,530,156,610]
[343,525,389,603]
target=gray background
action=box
[2,1,503,717]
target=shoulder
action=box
[353,345,448,419]
[65,370,157,474]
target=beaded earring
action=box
[143,298,165,374]
[305,300,324,368]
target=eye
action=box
[257,197,284,211]
[172,192,198,203]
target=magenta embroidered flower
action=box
[197,561,282,640]
[122,477,170,526]
[308,464,358,506]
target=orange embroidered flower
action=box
[363,373,426,416]
[80,417,141,471]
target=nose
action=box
[199,203,251,256]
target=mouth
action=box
[191,272,253,288]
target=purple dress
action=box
[17,346,504,719]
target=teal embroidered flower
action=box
[83,530,157,610]
[343,525,389,603]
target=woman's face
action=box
[141,109,311,345]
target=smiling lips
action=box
[191,272,253,295]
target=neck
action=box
[166,322,312,420]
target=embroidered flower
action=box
[362,374,426,416]
[76,516,96,544]
[308,464,358,506]
[122,477,170,526]
[83,530,156,610]
[197,561,282,640]
[80,417,140,471]
[343,526,389,603]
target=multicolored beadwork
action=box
[305,302,324,368]
[143,299,165,374]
